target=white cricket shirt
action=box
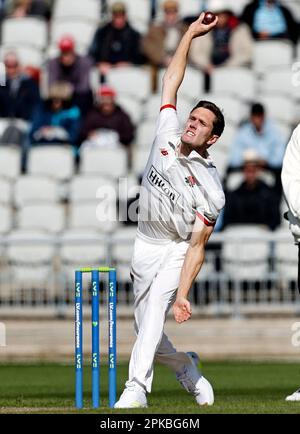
[138,105,225,241]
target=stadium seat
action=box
[0,45,43,68]
[258,94,295,125]
[27,145,75,181]
[158,67,204,100]
[222,225,271,280]
[112,226,137,282]
[0,203,13,234]
[68,202,119,233]
[2,17,48,50]
[80,147,128,179]
[106,66,152,101]
[284,0,300,21]
[261,67,300,99]
[106,0,151,33]
[136,120,156,148]
[156,0,201,19]
[274,228,298,281]
[209,146,229,180]
[143,93,191,125]
[17,203,66,233]
[213,123,236,154]
[131,148,149,177]
[0,146,21,180]
[253,40,294,74]
[208,0,249,16]
[69,175,117,203]
[50,18,98,54]
[6,229,55,289]
[116,95,143,124]
[53,0,101,22]
[0,177,12,205]
[14,176,59,206]
[211,67,256,101]
[143,93,161,120]
[202,93,248,126]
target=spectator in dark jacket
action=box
[223,152,281,230]
[0,52,40,121]
[241,0,298,43]
[47,36,93,113]
[30,81,81,145]
[80,85,135,147]
[10,0,51,20]
[89,1,142,77]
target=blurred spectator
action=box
[142,0,187,67]
[190,2,253,88]
[0,52,40,122]
[79,85,135,148]
[30,81,81,145]
[241,0,298,43]
[228,103,286,171]
[47,36,93,113]
[9,0,51,20]
[223,152,281,230]
[89,1,142,77]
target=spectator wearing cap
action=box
[241,0,298,43]
[89,1,143,77]
[228,103,286,196]
[189,1,253,88]
[223,150,281,230]
[142,0,187,68]
[79,85,135,148]
[29,81,81,146]
[9,0,51,20]
[46,36,94,113]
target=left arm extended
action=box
[173,218,214,323]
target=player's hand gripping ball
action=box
[203,11,216,25]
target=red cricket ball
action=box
[203,11,216,25]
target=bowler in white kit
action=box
[115,13,225,408]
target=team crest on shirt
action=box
[185,176,197,188]
[160,148,169,156]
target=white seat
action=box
[208,146,229,179]
[116,95,143,124]
[202,93,248,126]
[158,67,204,100]
[207,0,249,16]
[211,67,256,101]
[14,175,59,206]
[68,202,119,233]
[107,66,152,101]
[60,229,106,265]
[274,228,298,280]
[143,93,162,120]
[132,148,149,177]
[112,226,137,282]
[17,203,66,233]
[214,123,236,153]
[136,120,156,148]
[2,17,48,50]
[222,225,270,280]
[253,41,293,74]
[6,229,55,288]
[69,175,116,203]
[0,204,13,234]
[0,146,21,180]
[53,0,101,22]
[0,45,44,67]
[80,147,128,178]
[50,18,98,53]
[286,0,300,21]
[107,0,151,33]
[262,67,300,99]
[27,145,75,181]
[258,94,295,125]
[0,177,12,205]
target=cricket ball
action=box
[203,11,216,25]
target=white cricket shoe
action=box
[286,388,300,402]
[114,380,148,408]
[176,352,214,406]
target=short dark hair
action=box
[251,103,265,116]
[191,100,225,137]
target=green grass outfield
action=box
[0,361,300,414]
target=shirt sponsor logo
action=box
[147,165,180,204]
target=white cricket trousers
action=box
[128,230,193,392]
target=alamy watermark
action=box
[291,322,300,348]
[0,322,6,347]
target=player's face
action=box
[181,107,217,150]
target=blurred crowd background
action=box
[0,0,300,312]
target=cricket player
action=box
[115,13,225,408]
[282,124,300,402]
